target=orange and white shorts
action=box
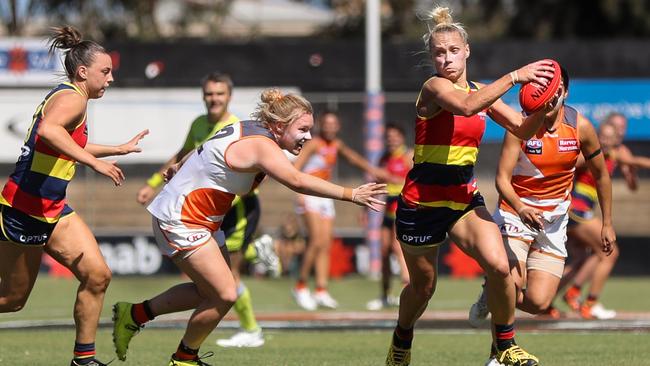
[493,201,571,258]
[151,216,225,259]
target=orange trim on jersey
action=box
[302,137,339,180]
[180,188,235,231]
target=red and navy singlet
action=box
[396,80,487,246]
[0,83,87,245]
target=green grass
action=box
[0,329,648,365]
[1,275,649,365]
[3,275,649,323]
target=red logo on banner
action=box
[8,47,28,73]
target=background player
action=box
[559,116,650,319]
[292,110,389,310]
[367,123,412,311]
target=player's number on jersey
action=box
[198,125,235,154]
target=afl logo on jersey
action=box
[525,140,543,155]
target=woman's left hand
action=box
[601,223,616,256]
[351,183,388,211]
[118,129,149,155]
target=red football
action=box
[518,59,562,114]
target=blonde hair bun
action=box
[430,7,453,26]
[260,88,284,104]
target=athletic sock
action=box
[73,342,96,364]
[295,279,307,290]
[392,324,413,349]
[174,341,198,361]
[234,283,259,331]
[494,323,516,351]
[131,300,155,326]
[586,294,598,303]
[315,286,327,293]
[567,284,582,296]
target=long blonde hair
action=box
[252,88,313,129]
[421,6,469,52]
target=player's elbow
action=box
[510,126,535,140]
[36,122,53,141]
[458,105,478,117]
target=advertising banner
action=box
[0,86,298,163]
[0,38,64,86]
[484,79,650,141]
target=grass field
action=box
[0,329,648,365]
[1,275,649,365]
[3,275,650,321]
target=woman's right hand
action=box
[136,185,156,205]
[351,183,388,211]
[517,205,544,232]
[515,60,556,86]
[92,159,125,186]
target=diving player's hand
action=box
[117,129,149,155]
[601,223,616,256]
[136,185,156,205]
[92,159,125,186]
[351,183,388,212]
[517,206,544,231]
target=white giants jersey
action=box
[148,121,272,232]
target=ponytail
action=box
[48,26,106,81]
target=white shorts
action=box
[492,202,569,259]
[151,216,225,258]
[295,194,335,219]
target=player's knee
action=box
[484,258,510,280]
[527,296,553,314]
[0,295,29,313]
[411,280,436,301]
[218,286,238,306]
[82,268,112,294]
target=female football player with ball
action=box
[385,5,557,366]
